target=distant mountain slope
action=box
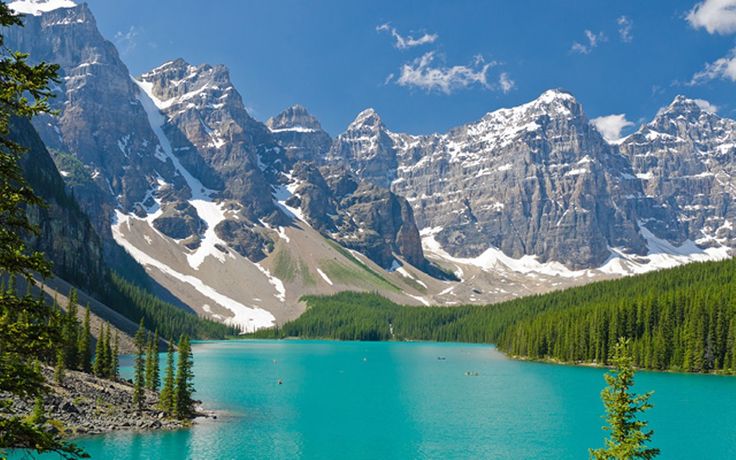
[257,257,736,373]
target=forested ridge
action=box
[252,257,736,373]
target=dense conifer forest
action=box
[252,258,736,373]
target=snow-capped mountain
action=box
[8,0,735,330]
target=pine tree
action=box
[146,330,160,391]
[77,305,91,372]
[590,338,659,460]
[133,319,147,412]
[63,289,79,369]
[54,349,64,385]
[111,330,120,380]
[173,335,195,419]
[29,396,45,425]
[92,324,104,377]
[160,337,175,415]
[102,322,112,378]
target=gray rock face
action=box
[330,91,649,269]
[285,162,427,269]
[138,59,279,222]
[4,4,188,258]
[327,109,399,188]
[266,105,332,166]
[619,96,736,248]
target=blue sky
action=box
[84,0,736,138]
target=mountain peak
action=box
[8,0,77,15]
[537,88,577,103]
[662,95,718,116]
[348,108,383,131]
[266,104,324,132]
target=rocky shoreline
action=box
[4,367,207,437]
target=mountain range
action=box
[7,0,735,331]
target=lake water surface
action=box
[73,340,736,459]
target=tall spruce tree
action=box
[590,338,659,460]
[173,335,195,419]
[92,323,104,377]
[132,319,147,412]
[101,322,112,377]
[111,330,119,380]
[62,289,79,369]
[77,305,91,372]
[145,330,160,391]
[160,337,175,415]
[0,2,85,457]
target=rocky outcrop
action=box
[620,96,736,249]
[285,162,427,269]
[329,91,649,269]
[4,367,193,437]
[266,104,332,166]
[152,201,205,246]
[215,218,273,262]
[137,59,280,221]
[5,3,186,246]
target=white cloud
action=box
[376,23,438,49]
[687,0,736,35]
[114,25,140,56]
[395,51,496,94]
[571,30,607,54]
[617,16,633,42]
[498,72,515,93]
[693,98,719,112]
[591,114,635,142]
[690,48,736,84]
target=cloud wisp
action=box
[392,52,496,94]
[687,0,736,35]
[617,16,633,42]
[571,30,607,54]
[690,48,736,84]
[114,25,141,57]
[591,114,635,143]
[376,23,438,49]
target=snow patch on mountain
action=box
[111,211,275,332]
[421,223,730,280]
[9,0,76,15]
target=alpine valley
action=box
[6,0,735,334]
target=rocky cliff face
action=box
[266,104,332,166]
[12,116,105,289]
[620,96,736,249]
[282,162,427,269]
[328,91,650,269]
[4,3,189,262]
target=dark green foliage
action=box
[77,305,91,372]
[132,319,146,412]
[255,258,736,374]
[0,2,86,456]
[590,338,659,459]
[159,338,175,416]
[53,348,64,385]
[61,289,79,369]
[92,323,104,377]
[173,335,195,419]
[104,273,236,340]
[92,322,113,379]
[145,330,160,391]
[111,330,119,380]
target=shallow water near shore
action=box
[61,340,736,458]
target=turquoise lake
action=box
[63,340,736,458]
